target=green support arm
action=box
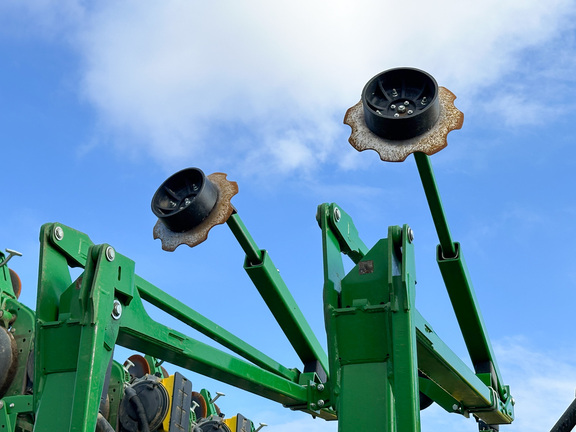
[414,152,506,397]
[227,212,329,380]
[318,201,514,430]
[32,222,336,431]
[42,223,298,382]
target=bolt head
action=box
[333,207,341,222]
[407,228,414,242]
[452,403,459,411]
[105,246,115,262]
[111,300,122,320]
[317,383,325,392]
[317,399,325,407]
[54,226,64,241]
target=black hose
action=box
[551,397,576,432]
[96,413,115,432]
[124,386,150,432]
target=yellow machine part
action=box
[224,414,252,432]
[160,375,176,432]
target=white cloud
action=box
[494,338,576,432]
[18,0,576,171]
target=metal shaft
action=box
[413,152,457,258]
[226,212,263,264]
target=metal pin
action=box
[255,423,268,432]
[0,248,23,268]
[210,392,225,404]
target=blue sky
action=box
[2,1,576,431]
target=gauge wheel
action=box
[125,354,151,378]
[361,67,440,140]
[192,391,208,420]
[0,326,17,398]
[152,168,219,233]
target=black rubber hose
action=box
[551,397,576,432]
[96,413,115,432]
[124,386,151,432]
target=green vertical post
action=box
[320,203,420,432]
[34,234,127,431]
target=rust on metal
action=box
[153,173,238,251]
[344,87,464,162]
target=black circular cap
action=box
[361,67,440,140]
[119,379,170,431]
[151,168,219,233]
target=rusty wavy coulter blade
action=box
[344,87,464,162]
[153,173,238,251]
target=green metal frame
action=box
[0,152,514,432]
[27,221,334,431]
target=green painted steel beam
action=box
[331,225,421,432]
[34,244,124,431]
[243,251,329,379]
[413,153,507,398]
[34,223,336,425]
[415,311,492,406]
[227,212,329,379]
[0,395,34,431]
[413,151,457,258]
[117,293,315,411]
[227,212,263,264]
[436,244,505,394]
[324,204,369,264]
[39,223,299,382]
[137,275,299,382]
[415,310,513,424]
